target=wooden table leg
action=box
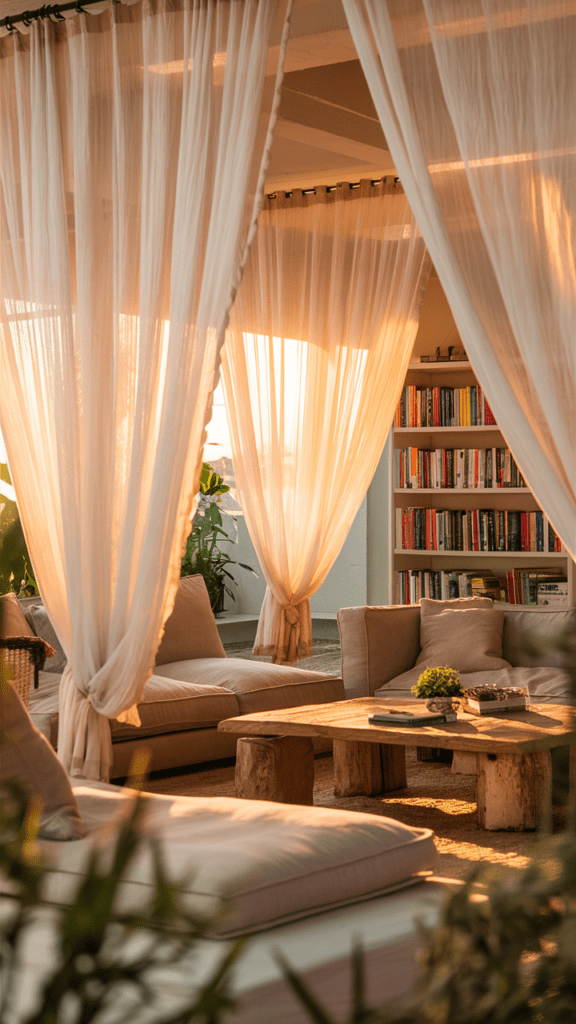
[333,741,407,797]
[380,743,407,791]
[476,750,552,831]
[235,735,315,805]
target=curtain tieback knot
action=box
[284,605,300,626]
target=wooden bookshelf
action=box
[390,361,575,607]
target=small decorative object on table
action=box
[461,684,529,715]
[411,665,463,714]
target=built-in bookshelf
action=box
[390,361,574,608]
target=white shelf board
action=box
[394,488,529,494]
[407,361,472,371]
[394,549,566,558]
[395,425,502,433]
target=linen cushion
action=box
[155,575,226,665]
[0,592,35,638]
[378,665,575,707]
[37,781,438,937]
[502,607,576,668]
[415,607,510,673]
[110,676,240,740]
[419,596,493,616]
[0,676,85,840]
[27,672,241,746]
[154,657,345,714]
[26,603,68,673]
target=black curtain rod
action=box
[1,0,118,31]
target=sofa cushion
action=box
[154,657,345,715]
[419,596,493,616]
[110,676,240,740]
[37,781,437,937]
[415,607,510,673]
[25,602,68,673]
[502,607,576,668]
[0,592,35,638]
[155,575,226,665]
[27,671,241,746]
[377,665,575,706]
[0,676,85,840]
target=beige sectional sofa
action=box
[2,577,344,778]
[337,597,576,705]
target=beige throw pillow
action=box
[0,592,35,638]
[419,596,493,616]
[0,676,86,840]
[416,607,511,673]
[155,575,226,665]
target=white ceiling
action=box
[0,0,395,189]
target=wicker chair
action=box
[0,635,54,706]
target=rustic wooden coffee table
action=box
[218,697,575,831]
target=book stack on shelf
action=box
[395,568,567,606]
[394,447,526,489]
[395,383,497,427]
[395,508,561,553]
[390,359,574,609]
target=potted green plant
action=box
[411,665,463,712]
[180,462,257,614]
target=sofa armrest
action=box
[337,605,421,699]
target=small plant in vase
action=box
[411,665,463,713]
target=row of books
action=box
[396,507,562,552]
[394,447,526,490]
[395,385,497,428]
[395,569,568,606]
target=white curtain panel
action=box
[223,179,429,662]
[342,0,576,561]
[0,0,293,780]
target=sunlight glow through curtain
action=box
[223,179,430,662]
[343,0,576,561]
[0,0,293,780]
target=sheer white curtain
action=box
[223,179,429,662]
[0,0,292,780]
[343,0,576,560]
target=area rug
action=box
[141,639,561,882]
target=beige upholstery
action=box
[0,677,85,840]
[25,572,344,775]
[0,592,35,638]
[154,657,345,714]
[155,575,226,664]
[337,604,420,700]
[415,607,511,673]
[338,602,576,705]
[37,780,437,938]
[419,596,493,615]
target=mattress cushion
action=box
[154,657,345,714]
[35,781,438,937]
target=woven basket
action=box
[0,635,55,707]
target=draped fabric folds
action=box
[0,0,293,780]
[223,179,429,663]
[343,0,576,560]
